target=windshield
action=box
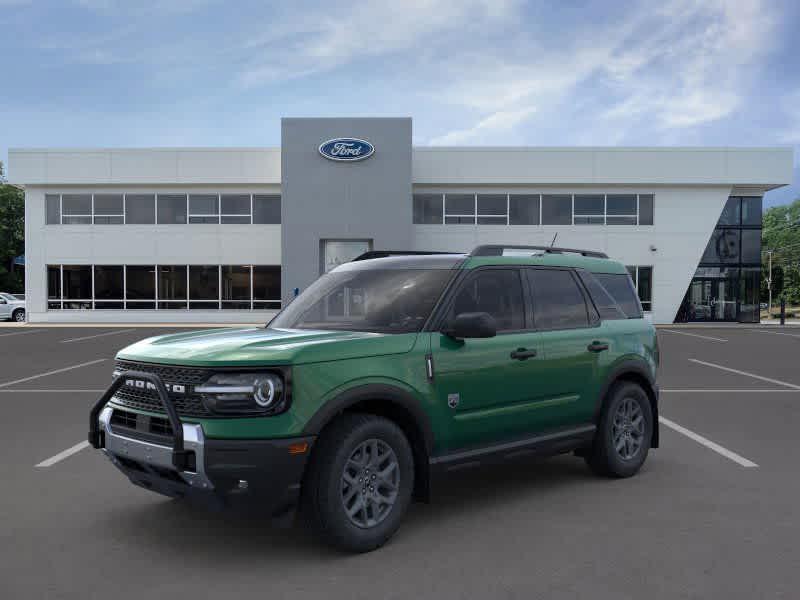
[270,268,454,333]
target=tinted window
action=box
[62,194,92,224]
[157,194,187,224]
[477,194,507,224]
[576,270,626,320]
[638,194,654,225]
[125,194,155,224]
[93,266,123,299]
[158,266,187,301]
[62,265,91,299]
[253,194,281,224]
[574,194,604,224]
[189,194,219,223]
[702,229,740,263]
[740,229,761,263]
[46,195,60,224]
[741,196,762,226]
[253,266,281,308]
[221,194,251,224]
[47,265,61,299]
[717,197,741,225]
[222,265,251,309]
[413,194,443,224]
[126,265,155,299]
[189,265,219,308]
[449,269,525,332]
[93,194,124,224]
[509,194,539,225]
[541,195,571,225]
[444,194,475,224]
[528,269,588,330]
[594,273,642,318]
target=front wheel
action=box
[302,413,414,553]
[12,309,25,322]
[586,381,652,478]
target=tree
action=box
[762,197,800,306]
[0,162,25,293]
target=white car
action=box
[0,293,26,322]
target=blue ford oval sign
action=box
[318,138,375,162]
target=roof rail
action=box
[351,250,456,262]
[470,245,609,259]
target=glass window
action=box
[189,265,219,308]
[577,270,626,320]
[157,194,187,224]
[541,195,571,225]
[717,197,741,226]
[477,194,507,224]
[271,268,453,333]
[125,194,155,224]
[444,194,475,224]
[93,266,123,299]
[47,265,61,303]
[158,265,187,308]
[741,197,762,226]
[221,194,251,224]
[189,194,219,224]
[126,265,155,300]
[222,265,251,309]
[253,266,281,309]
[93,194,124,224]
[739,267,760,323]
[253,194,281,224]
[62,194,92,224]
[449,269,525,332]
[413,194,443,224]
[740,229,761,263]
[62,265,91,302]
[605,194,637,225]
[594,273,642,318]
[574,195,604,224]
[509,194,540,225]
[638,194,654,225]
[702,229,741,263]
[528,269,589,329]
[636,266,653,311]
[46,195,61,225]
[321,240,372,274]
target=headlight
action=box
[196,372,287,416]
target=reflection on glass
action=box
[321,240,372,273]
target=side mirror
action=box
[443,312,497,339]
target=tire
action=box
[302,413,414,553]
[12,309,25,322]
[586,381,652,478]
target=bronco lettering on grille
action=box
[124,379,187,395]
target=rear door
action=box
[524,268,608,429]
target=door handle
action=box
[587,341,609,352]
[510,348,537,360]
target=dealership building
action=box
[8,117,794,325]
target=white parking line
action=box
[689,358,800,390]
[662,389,800,393]
[0,359,106,388]
[748,329,800,338]
[60,329,136,343]
[659,329,727,342]
[35,441,90,468]
[659,416,758,468]
[0,389,105,393]
[0,329,44,338]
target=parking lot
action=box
[2,324,800,599]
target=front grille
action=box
[111,360,212,417]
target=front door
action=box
[431,268,546,450]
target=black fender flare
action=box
[301,383,435,454]
[595,358,659,448]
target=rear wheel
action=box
[302,413,414,553]
[12,309,25,322]
[586,381,652,478]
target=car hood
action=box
[116,327,419,367]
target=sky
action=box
[1,0,798,207]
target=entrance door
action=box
[686,278,737,321]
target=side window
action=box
[576,270,626,320]
[527,269,589,330]
[593,273,643,318]
[449,269,525,332]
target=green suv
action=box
[89,245,659,552]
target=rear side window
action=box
[449,269,525,332]
[576,271,627,320]
[593,273,643,318]
[527,269,589,330]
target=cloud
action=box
[429,107,537,145]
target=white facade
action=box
[9,133,794,325]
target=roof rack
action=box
[351,250,456,262]
[470,245,609,259]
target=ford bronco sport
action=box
[89,245,659,552]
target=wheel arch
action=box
[595,359,659,448]
[302,383,434,502]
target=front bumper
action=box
[90,370,314,518]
